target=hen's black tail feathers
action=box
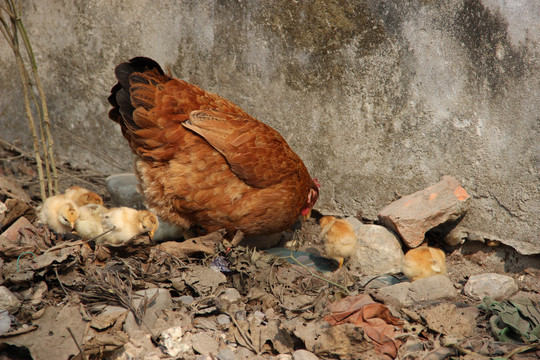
[108,57,165,128]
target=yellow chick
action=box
[74,204,108,240]
[401,245,447,281]
[99,207,158,246]
[64,185,104,207]
[37,195,79,234]
[320,216,357,269]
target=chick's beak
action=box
[149,228,156,239]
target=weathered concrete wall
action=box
[0,0,538,254]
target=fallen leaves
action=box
[325,294,403,359]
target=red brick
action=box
[378,176,470,248]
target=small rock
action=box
[0,310,12,334]
[464,273,518,300]
[220,287,241,304]
[105,173,145,209]
[274,355,293,360]
[178,295,195,306]
[153,218,185,242]
[236,346,256,359]
[0,286,21,314]
[192,332,219,355]
[374,275,457,308]
[235,310,247,321]
[349,222,403,276]
[292,349,319,360]
[216,314,231,326]
[239,232,283,250]
[378,175,470,248]
[160,326,192,357]
[217,348,236,360]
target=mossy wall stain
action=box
[454,0,526,95]
[256,0,386,90]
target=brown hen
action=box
[108,57,319,239]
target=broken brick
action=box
[378,175,470,248]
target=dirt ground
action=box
[0,141,539,360]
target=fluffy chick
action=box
[320,216,357,269]
[74,204,108,240]
[37,195,79,234]
[100,207,158,246]
[402,245,447,281]
[64,185,104,207]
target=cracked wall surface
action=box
[0,0,538,254]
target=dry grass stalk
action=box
[0,0,58,200]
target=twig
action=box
[0,324,38,337]
[225,310,259,354]
[55,267,69,297]
[67,327,87,360]
[451,344,490,359]
[502,343,540,359]
[43,228,115,255]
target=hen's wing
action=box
[108,57,251,162]
[184,109,303,188]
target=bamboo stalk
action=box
[1,0,58,199]
[15,10,59,194]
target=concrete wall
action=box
[0,0,538,254]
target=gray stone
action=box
[217,348,236,360]
[375,275,457,308]
[220,288,242,304]
[236,346,256,360]
[105,173,146,209]
[178,295,195,306]
[292,349,319,360]
[192,332,219,355]
[464,273,519,301]
[349,222,403,276]
[124,288,173,334]
[153,219,185,242]
[0,286,21,314]
[106,173,185,241]
[273,355,293,360]
[0,310,12,334]
[216,314,231,326]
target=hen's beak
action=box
[301,209,312,222]
[149,228,156,239]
